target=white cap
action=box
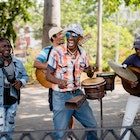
[49,27,63,39]
[66,23,84,36]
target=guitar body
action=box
[121,66,140,96]
[35,69,52,88]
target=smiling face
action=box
[66,31,81,51]
[53,30,64,45]
[0,39,11,58]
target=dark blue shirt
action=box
[122,53,140,68]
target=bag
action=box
[4,88,17,105]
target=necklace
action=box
[67,48,77,59]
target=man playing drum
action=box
[120,36,140,140]
[33,27,75,139]
[45,23,98,140]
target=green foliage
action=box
[124,0,140,7]
[24,48,38,84]
[77,21,134,71]
[102,22,134,71]
[0,0,34,42]
[122,19,140,37]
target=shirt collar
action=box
[64,44,82,55]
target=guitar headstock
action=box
[84,33,92,39]
[79,33,92,46]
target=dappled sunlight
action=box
[87,84,131,127]
[44,117,53,121]
[15,85,54,131]
[18,114,45,119]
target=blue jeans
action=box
[52,89,98,140]
[0,102,17,140]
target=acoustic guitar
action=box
[121,66,140,96]
[35,69,52,88]
[35,33,92,88]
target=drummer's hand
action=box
[130,81,138,88]
[58,79,67,89]
[86,66,95,78]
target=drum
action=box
[81,77,106,100]
[96,72,116,91]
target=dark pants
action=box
[48,88,53,111]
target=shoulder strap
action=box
[46,46,53,61]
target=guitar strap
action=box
[46,46,53,61]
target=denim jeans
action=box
[52,89,98,140]
[0,102,17,140]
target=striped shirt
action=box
[35,46,53,63]
[47,44,90,92]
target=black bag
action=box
[4,88,17,105]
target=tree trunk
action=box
[96,0,102,72]
[42,0,61,48]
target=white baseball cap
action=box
[49,27,63,39]
[66,23,84,36]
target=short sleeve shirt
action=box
[47,44,90,92]
[35,46,53,63]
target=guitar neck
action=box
[79,33,92,45]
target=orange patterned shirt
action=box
[47,44,90,92]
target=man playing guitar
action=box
[120,36,140,140]
[34,26,64,111]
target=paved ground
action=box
[14,81,140,140]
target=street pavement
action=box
[14,81,140,140]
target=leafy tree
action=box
[122,19,140,37]
[0,0,34,43]
[80,21,134,71]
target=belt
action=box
[67,89,77,94]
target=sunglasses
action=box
[65,32,79,39]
